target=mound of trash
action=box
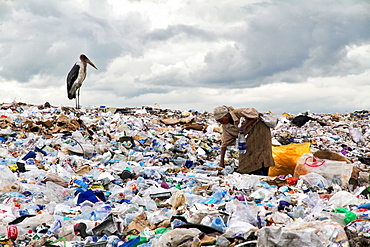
[0,101,370,247]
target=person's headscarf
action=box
[213,105,230,120]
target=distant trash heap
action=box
[0,101,370,247]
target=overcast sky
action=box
[0,0,369,114]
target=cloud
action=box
[0,0,369,113]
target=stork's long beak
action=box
[86,59,98,70]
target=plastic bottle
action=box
[222,165,234,175]
[211,217,226,232]
[293,206,305,219]
[92,210,110,221]
[145,199,157,211]
[106,236,122,247]
[237,117,247,154]
[344,212,356,224]
[73,179,89,189]
[202,190,226,205]
[4,226,32,240]
[136,176,146,189]
[49,219,62,235]
[171,218,186,229]
[358,203,370,210]
[109,186,126,202]
[237,133,247,154]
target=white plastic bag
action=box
[294,153,353,189]
[257,226,323,247]
[257,220,349,247]
[260,113,280,128]
[0,166,21,192]
[328,191,360,208]
[152,228,201,247]
[300,173,329,188]
[349,127,365,144]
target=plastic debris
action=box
[0,102,369,246]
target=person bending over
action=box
[213,105,275,175]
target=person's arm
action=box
[220,146,227,168]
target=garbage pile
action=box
[0,102,370,247]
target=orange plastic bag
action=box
[268,142,311,176]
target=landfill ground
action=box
[1,101,370,247]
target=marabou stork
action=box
[66,54,98,108]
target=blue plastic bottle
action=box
[211,217,226,232]
[74,179,89,189]
[202,190,226,204]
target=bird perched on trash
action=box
[66,54,98,109]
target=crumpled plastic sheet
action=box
[257,225,323,247]
[152,228,201,247]
[257,220,349,247]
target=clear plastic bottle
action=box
[237,133,247,154]
[237,117,247,154]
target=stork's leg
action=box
[77,88,80,109]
